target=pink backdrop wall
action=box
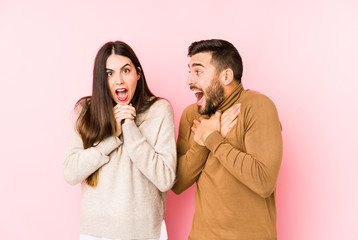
[1,0,357,239]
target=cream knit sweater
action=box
[63,99,176,239]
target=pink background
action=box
[1,0,357,239]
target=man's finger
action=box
[229,119,238,129]
[223,104,240,122]
[215,110,222,119]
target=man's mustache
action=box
[190,86,203,91]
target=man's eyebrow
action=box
[189,63,205,68]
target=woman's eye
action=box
[107,72,112,76]
[123,68,130,74]
[196,70,202,75]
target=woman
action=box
[63,41,176,240]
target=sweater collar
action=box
[215,83,244,114]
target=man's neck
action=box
[223,81,240,98]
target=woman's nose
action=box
[114,73,124,84]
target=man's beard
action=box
[198,77,225,115]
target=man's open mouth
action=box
[193,90,204,104]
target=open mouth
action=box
[116,88,128,101]
[193,90,204,104]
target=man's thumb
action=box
[215,110,222,119]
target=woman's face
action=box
[106,54,140,105]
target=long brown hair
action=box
[75,41,158,187]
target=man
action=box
[172,39,283,239]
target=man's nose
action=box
[186,73,195,86]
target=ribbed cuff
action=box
[122,119,136,133]
[192,140,210,153]
[204,131,225,153]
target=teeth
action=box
[193,90,203,94]
[116,89,126,93]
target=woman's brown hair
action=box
[75,41,158,187]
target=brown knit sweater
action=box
[172,84,283,239]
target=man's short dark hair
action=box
[188,39,243,83]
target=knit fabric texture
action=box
[64,99,177,239]
[172,84,283,239]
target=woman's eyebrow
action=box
[105,63,131,71]
[120,63,131,70]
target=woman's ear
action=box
[220,68,234,86]
[137,67,141,80]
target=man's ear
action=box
[220,68,234,86]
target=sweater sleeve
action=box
[63,131,122,185]
[121,100,177,192]
[171,105,210,194]
[204,94,283,198]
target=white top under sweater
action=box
[63,99,177,239]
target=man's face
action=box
[187,52,224,115]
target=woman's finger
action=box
[115,105,136,116]
[114,112,135,121]
[114,108,136,117]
